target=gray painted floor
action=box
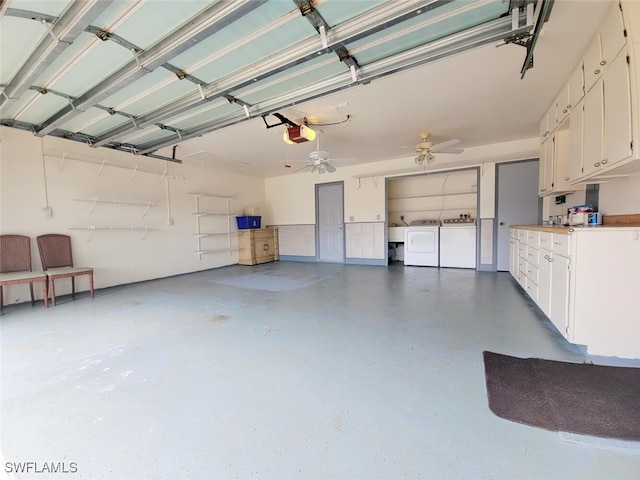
[1,262,639,480]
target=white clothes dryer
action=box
[404,224,439,266]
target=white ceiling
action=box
[176,0,612,177]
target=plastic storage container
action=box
[236,216,261,229]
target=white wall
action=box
[265,137,540,262]
[598,171,640,214]
[0,127,264,305]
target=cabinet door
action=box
[600,3,626,69]
[549,254,570,339]
[582,81,604,177]
[567,106,584,182]
[556,82,571,125]
[603,49,633,167]
[538,250,552,317]
[568,61,584,110]
[539,111,549,143]
[509,232,518,278]
[583,36,603,92]
[539,102,556,143]
[538,138,554,195]
[554,128,572,191]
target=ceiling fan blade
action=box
[292,162,312,173]
[324,162,336,173]
[437,148,464,154]
[310,150,330,160]
[432,138,460,150]
[330,157,358,164]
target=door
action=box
[316,182,344,263]
[495,160,540,271]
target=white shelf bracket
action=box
[88,198,98,214]
[97,159,106,176]
[129,165,138,182]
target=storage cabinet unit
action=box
[538,0,640,189]
[510,225,640,359]
[238,228,279,265]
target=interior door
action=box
[496,160,540,271]
[316,182,344,263]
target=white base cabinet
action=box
[510,226,640,359]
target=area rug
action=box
[483,351,640,441]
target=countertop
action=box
[511,224,640,233]
[511,213,640,233]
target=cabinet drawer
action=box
[525,278,539,301]
[526,246,539,265]
[539,232,552,250]
[518,257,527,275]
[249,229,275,240]
[517,230,527,243]
[552,234,571,256]
[526,263,539,285]
[518,244,527,259]
[526,230,540,246]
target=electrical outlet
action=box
[349,216,354,221]
[43,207,53,218]
[376,214,380,220]
[167,218,174,226]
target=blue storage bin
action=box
[236,216,261,229]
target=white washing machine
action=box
[439,219,477,269]
[404,222,440,266]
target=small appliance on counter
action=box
[586,212,603,225]
[567,205,593,226]
[567,205,602,226]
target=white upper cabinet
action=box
[567,105,584,183]
[568,62,584,114]
[583,4,626,93]
[556,82,571,125]
[600,2,627,68]
[549,0,640,187]
[539,102,556,143]
[603,48,633,168]
[583,36,604,92]
[582,81,604,177]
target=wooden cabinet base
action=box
[238,228,279,265]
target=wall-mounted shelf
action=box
[188,193,237,259]
[389,190,476,200]
[192,212,234,217]
[195,248,241,255]
[74,197,158,216]
[388,207,476,214]
[46,149,166,181]
[69,225,152,241]
[194,233,239,238]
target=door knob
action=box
[499,222,505,226]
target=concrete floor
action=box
[1,262,639,480]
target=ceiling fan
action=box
[293,150,337,174]
[414,132,463,165]
[287,132,356,174]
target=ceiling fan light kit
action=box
[413,131,463,165]
[283,125,317,144]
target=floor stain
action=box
[211,315,232,322]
